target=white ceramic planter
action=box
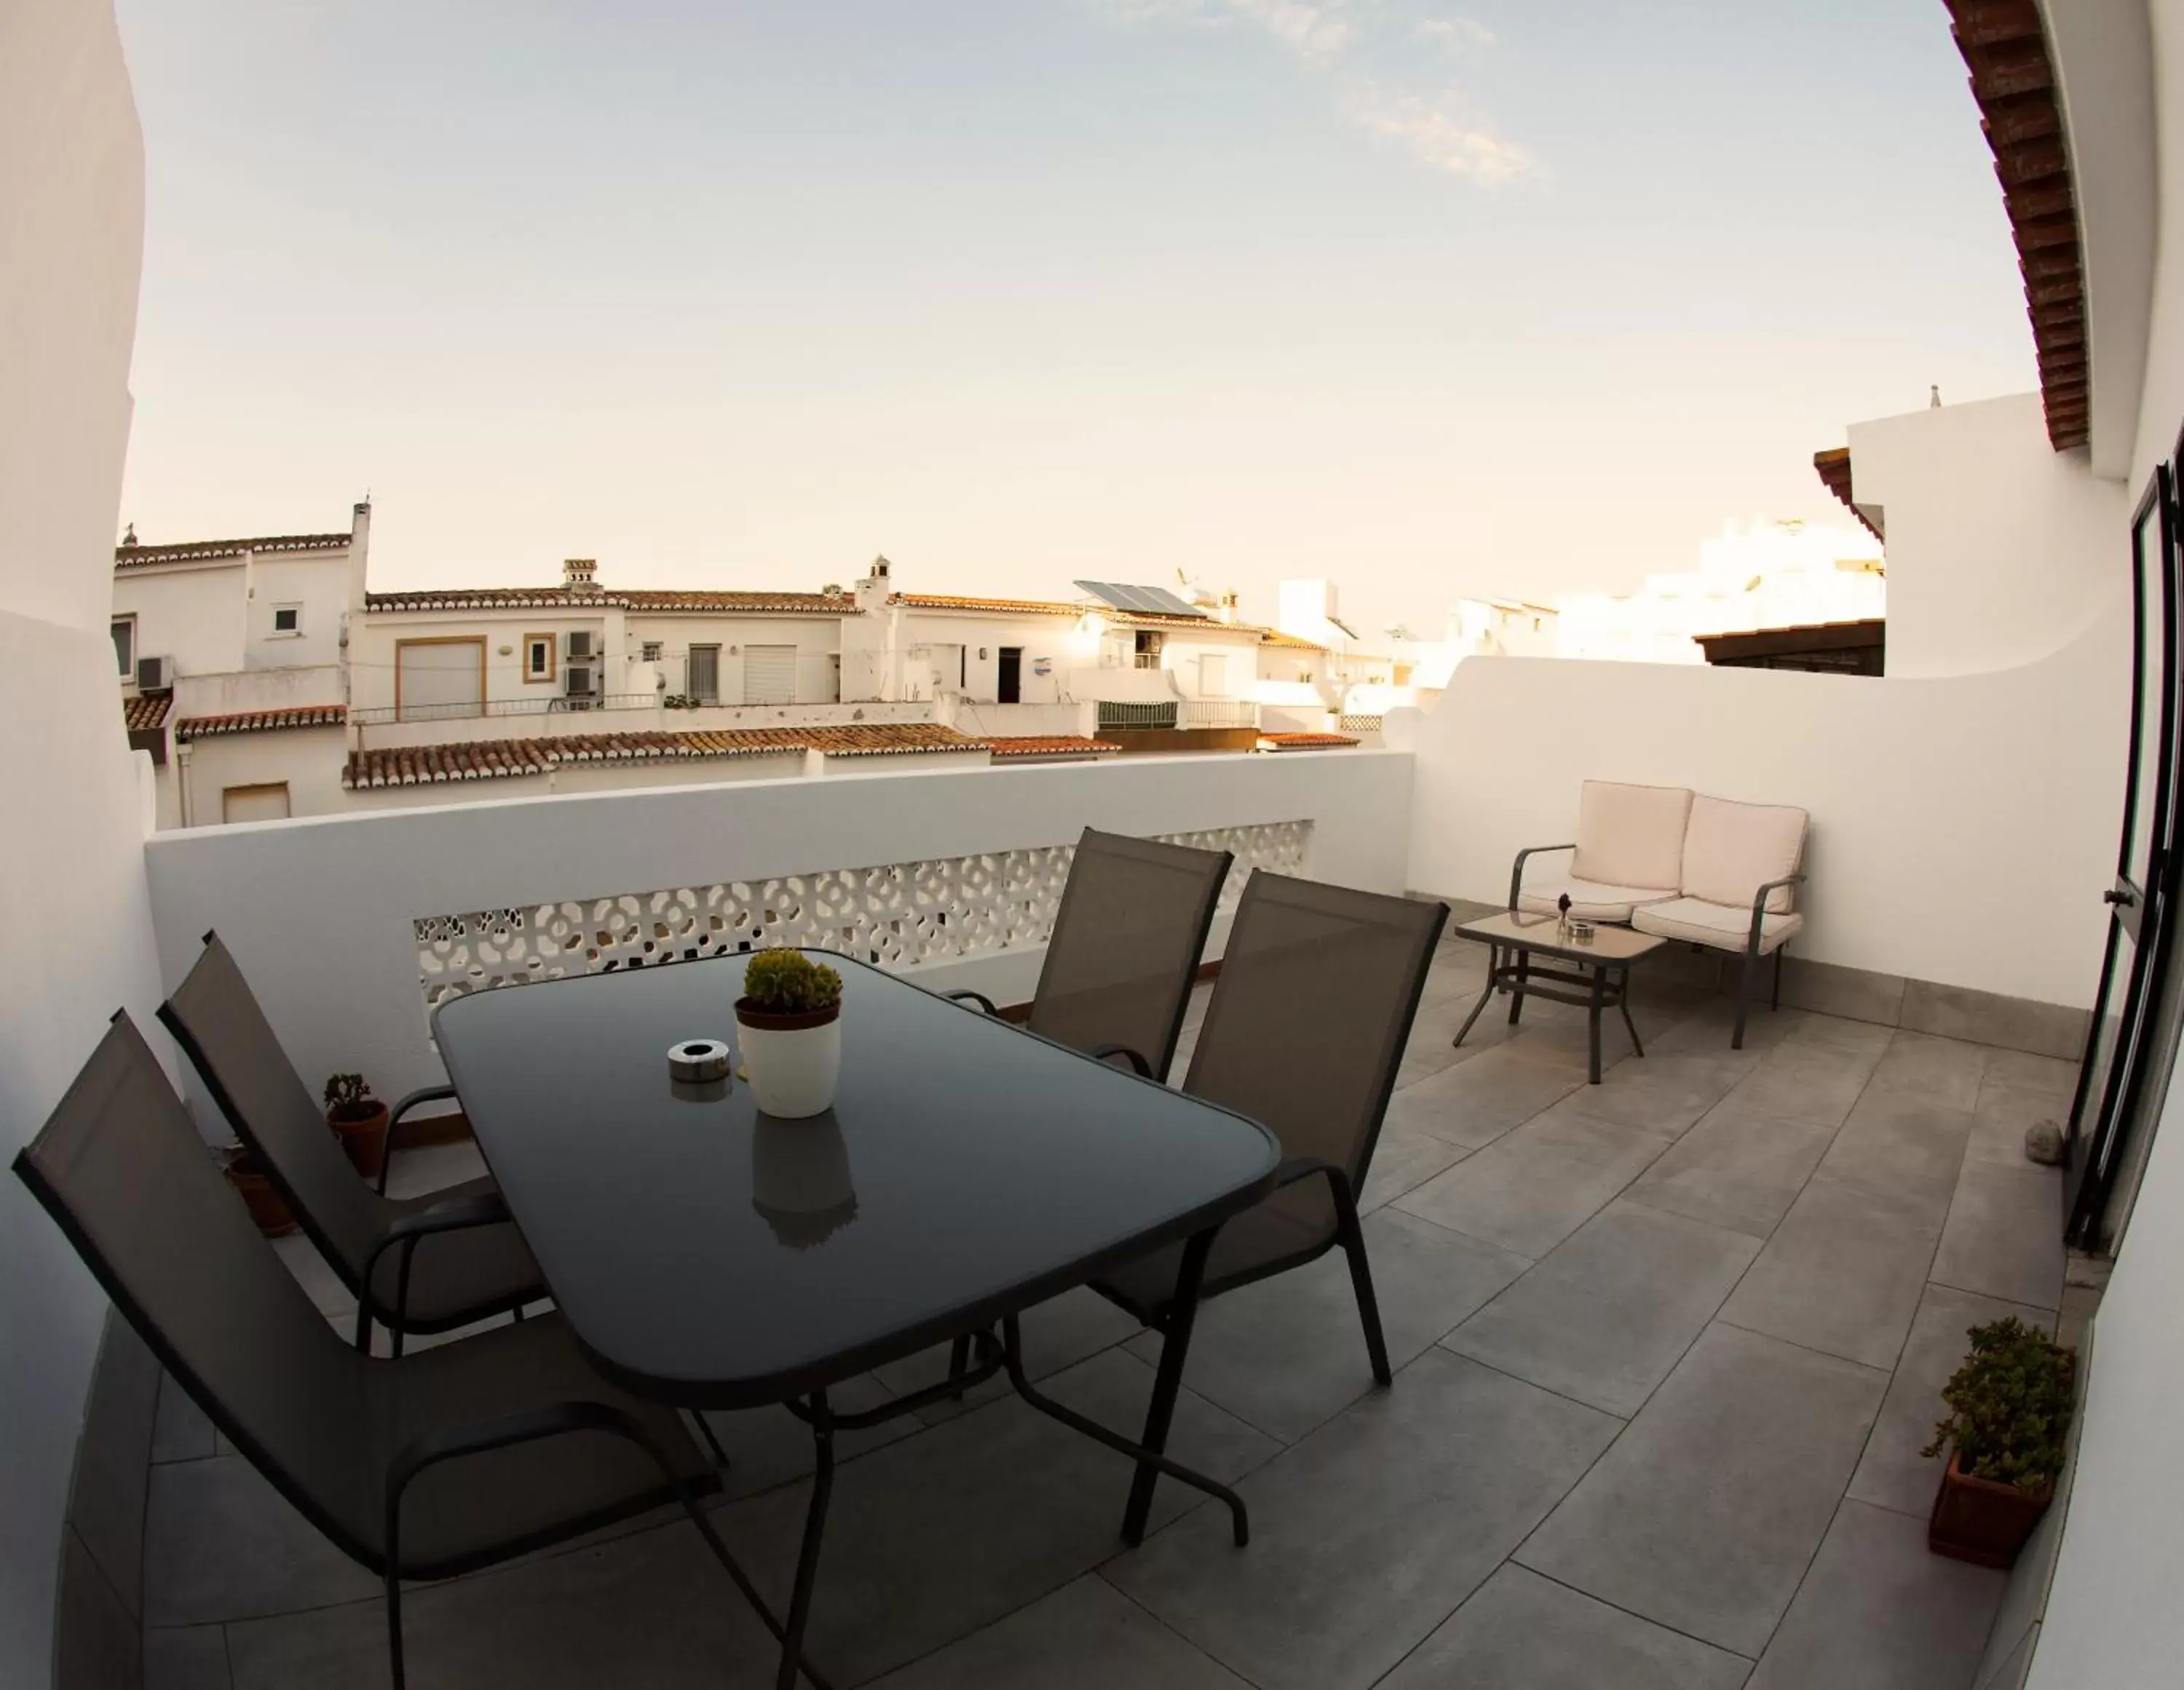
[734,1004,842,1119]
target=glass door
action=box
[2067,460,2180,1246]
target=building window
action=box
[641,641,663,663]
[688,644,721,703]
[111,616,135,679]
[1133,630,1164,670]
[270,603,302,636]
[523,632,556,683]
[221,782,291,825]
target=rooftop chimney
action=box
[120,523,136,547]
[563,558,600,594]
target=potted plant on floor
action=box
[735,948,844,1119]
[218,1143,296,1237]
[1923,1316,2076,1568]
[323,1073,391,1180]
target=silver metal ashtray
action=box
[668,1039,732,1083]
[1569,921,1597,945]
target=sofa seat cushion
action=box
[1682,794,1808,913]
[1632,897,1803,954]
[1571,782,1693,892]
[1516,877,1680,924]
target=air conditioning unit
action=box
[135,655,174,693]
[566,631,596,660]
[565,664,598,704]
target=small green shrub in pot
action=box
[735,949,844,1118]
[740,950,843,1017]
[1923,1316,2075,1566]
[322,1073,392,1179]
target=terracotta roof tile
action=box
[986,736,1123,759]
[365,587,855,615]
[122,693,172,733]
[343,723,991,788]
[1942,0,2088,451]
[1256,731,1360,750]
[115,533,349,569]
[1258,630,1327,651]
[175,705,347,741]
[1812,447,1883,542]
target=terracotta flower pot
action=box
[1928,1450,2053,1568]
[223,1151,297,1237]
[328,1100,390,1180]
[734,999,842,1119]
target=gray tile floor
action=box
[141,945,2075,1689]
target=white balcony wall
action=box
[1850,393,2125,678]
[141,751,1412,1121]
[170,661,345,721]
[946,700,1098,739]
[0,1,159,1681]
[1402,608,2122,1012]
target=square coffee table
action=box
[1449,908,1666,1082]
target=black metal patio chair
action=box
[159,931,545,1355]
[15,1016,827,1690]
[945,827,1233,1082]
[1082,870,1447,1539]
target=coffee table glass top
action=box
[1453,908,1666,963]
[432,952,1280,1407]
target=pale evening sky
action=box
[114,1,2030,636]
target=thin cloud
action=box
[1348,82,1535,184]
[1093,0,1353,64]
[1417,16,1496,49]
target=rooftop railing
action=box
[349,694,659,727]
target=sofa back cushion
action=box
[1571,782,1693,891]
[1682,794,1808,913]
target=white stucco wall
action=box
[112,558,248,676]
[1404,594,2125,1009]
[626,613,842,705]
[0,1,157,1679]
[2025,3,2184,1685]
[178,729,351,825]
[243,549,350,670]
[1848,393,2125,678]
[141,751,1413,1115]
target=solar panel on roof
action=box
[1073,580,1208,618]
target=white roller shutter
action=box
[743,644,796,705]
[395,639,484,721]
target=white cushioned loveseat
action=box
[1512,780,1809,1047]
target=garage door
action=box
[396,638,485,721]
[743,644,796,705]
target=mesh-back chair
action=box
[14,1017,825,1690]
[1088,871,1447,1537]
[159,932,545,1354]
[949,828,1232,1081]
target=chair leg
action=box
[946,1333,972,1399]
[1334,1178,1393,1386]
[778,1394,835,1690]
[1773,945,1786,1012]
[1123,1228,1215,1545]
[1732,950,1754,1050]
[1508,951,1529,1025]
[386,1562,407,1690]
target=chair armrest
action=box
[1273,1156,1362,1215]
[1746,874,1808,954]
[1088,1044,1153,1079]
[943,989,1000,1016]
[1508,843,1577,911]
[376,1083,459,1194]
[354,1192,513,1350]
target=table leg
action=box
[1451,949,1497,1050]
[1508,951,1530,1025]
[1587,964,1604,1083]
[1128,1229,1213,1544]
[778,1390,835,1690]
[1618,967,1645,1058]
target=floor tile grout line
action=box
[1093,1568,1273,1690]
[1511,1560,1764,1667]
[1923,1274,2062,1317]
[1708,1316,1898,1381]
[1426,1341,1636,1425]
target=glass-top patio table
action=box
[433,950,1281,1690]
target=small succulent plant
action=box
[323,1073,376,1122]
[742,948,843,1015]
[1922,1317,2076,1493]
[1556,892,1572,917]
